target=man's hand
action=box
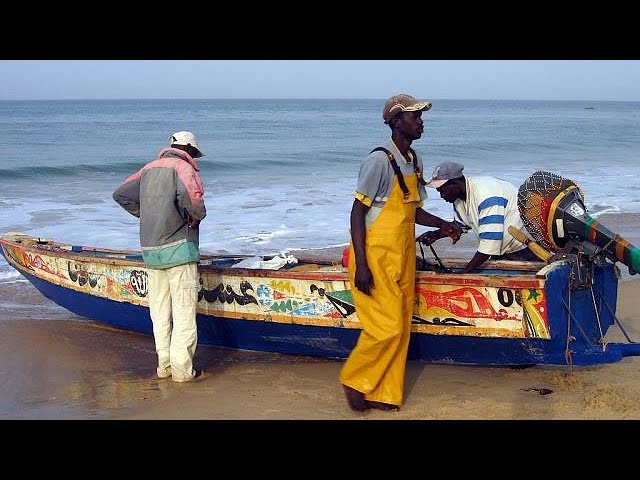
[417,222,463,246]
[442,222,462,244]
[416,229,442,246]
[187,214,200,229]
[354,265,374,295]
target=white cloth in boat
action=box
[232,253,298,270]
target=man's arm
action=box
[350,199,374,295]
[415,208,462,243]
[461,251,491,273]
[415,208,451,228]
[112,177,141,218]
[177,168,207,226]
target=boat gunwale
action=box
[0,234,548,285]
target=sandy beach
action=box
[2,216,640,420]
[1,279,639,420]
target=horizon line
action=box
[1,97,637,102]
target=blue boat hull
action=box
[22,263,633,366]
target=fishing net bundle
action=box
[517,170,584,252]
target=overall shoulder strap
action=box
[407,147,426,186]
[370,146,393,159]
[369,147,409,198]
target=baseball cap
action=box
[425,161,464,188]
[382,94,432,123]
[169,131,204,158]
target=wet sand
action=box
[1,212,640,420]
[1,279,639,420]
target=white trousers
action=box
[147,262,199,382]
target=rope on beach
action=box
[564,280,574,375]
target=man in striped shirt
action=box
[418,161,537,273]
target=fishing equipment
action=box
[517,171,640,277]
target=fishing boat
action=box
[0,234,634,368]
[1,171,639,367]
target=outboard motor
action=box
[518,171,640,276]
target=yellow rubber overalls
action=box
[340,162,420,406]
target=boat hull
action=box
[3,233,631,366]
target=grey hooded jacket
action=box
[113,147,207,269]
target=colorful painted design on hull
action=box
[414,282,549,339]
[0,239,550,340]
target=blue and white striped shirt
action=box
[452,176,526,256]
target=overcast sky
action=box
[1,60,639,101]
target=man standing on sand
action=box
[113,131,207,383]
[340,94,461,412]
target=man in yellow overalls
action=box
[340,94,461,412]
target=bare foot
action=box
[366,401,400,412]
[343,385,369,412]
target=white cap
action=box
[169,131,204,158]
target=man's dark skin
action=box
[416,176,489,273]
[350,110,462,295]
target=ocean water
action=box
[1,98,640,284]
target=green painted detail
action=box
[270,300,295,313]
[328,289,354,304]
[584,215,596,241]
[630,247,640,274]
[527,289,540,301]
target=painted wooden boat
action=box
[1,232,638,367]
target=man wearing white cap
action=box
[418,161,538,273]
[113,131,207,382]
[340,94,462,412]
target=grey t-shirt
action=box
[354,139,429,227]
